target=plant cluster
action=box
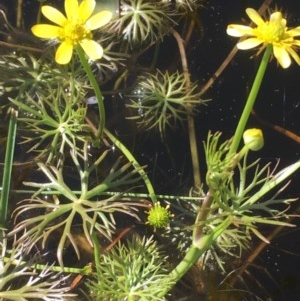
[1,0,300,300]
[127,70,206,135]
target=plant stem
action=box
[0,109,18,226]
[76,46,105,140]
[9,189,201,201]
[83,117,158,203]
[158,246,203,298]
[2,255,92,275]
[104,128,157,204]
[229,45,272,155]
[91,230,102,284]
[192,190,213,244]
[172,28,202,188]
[159,216,232,297]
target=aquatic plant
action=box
[108,0,173,45]
[87,235,174,301]
[1,1,300,300]
[127,70,206,135]
[10,85,89,163]
[10,141,145,267]
[0,231,74,301]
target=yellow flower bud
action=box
[243,128,264,151]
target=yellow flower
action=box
[31,0,112,64]
[227,8,300,68]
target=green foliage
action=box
[0,52,87,104]
[87,236,174,301]
[0,1,300,300]
[0,231,73,301]
[127,70,206,135]
[10,142,145,267]
[204,131,236,191]
[10,86,89,163]
[195,132,297,270]
[108,0,173,45]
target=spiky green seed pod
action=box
[146,202,173,229]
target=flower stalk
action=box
[104,128,157,204]
[229,44,272,155]
[77,46,106,140]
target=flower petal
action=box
[273,46,291,68]
[86,11,112,30]
[79,39,103,60]
[237,38,263,49]
[246,8,264,26]
[227,25,253,37]
[65,0,79,21]
[55,42,73,64]
[31,24,61,38]
[79,0,95,22]
[269,12,284,24]
[286,47,300,65]
[41,5,67,26]
[291,40,300,47]
[287,26,300,37]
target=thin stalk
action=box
[76,46,105,140]
[91,230,101,284]
[229,45,272,155]
[7,189,201,201]
[192,190,213,244]
[172,28,202,188]
[2,256,92,275]
[84,117,157,203]
[104,128,157,204]
[0,109,18,226]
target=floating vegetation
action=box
[1,1,300,300]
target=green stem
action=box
[158,246,203,297]
[159,216,232,297]
[76,46,105,140]
[2,255,92,275]
[0,109,18,226]
[91,229,102,285]
[7,189,202,202]
[229,45,272,155]
[104,128,157,204]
